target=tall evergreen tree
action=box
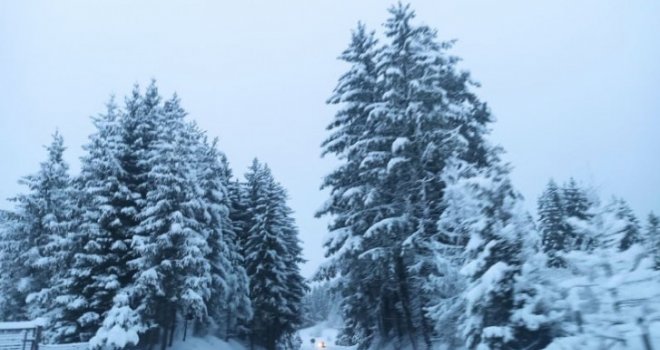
[243,160,307,350]
[562,178,590,221]
[92,82,176,349]
[647,213,660,270]
[442,159,529,349]
[129,94,212,350]
[0,132,76,339]
[538,180,568,267]
[316,21,382,348]
[195,137,252,339]
[58,98,132,343]
[591,198,642,252]
[611,198,641,251]
[561,178,592,250]
[0,210,26,321]
[318,4,498,348]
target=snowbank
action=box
[170,336,246,350]
[0,318,46,330]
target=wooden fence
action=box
[0,320,88,350]
[0,320,42,350]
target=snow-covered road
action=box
[298,324,354,350]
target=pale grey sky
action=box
[1,0,659,277]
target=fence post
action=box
[22,329,28,350]
[33,326,42,350]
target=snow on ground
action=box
[0,318,45,330]
[170,336,246,350]
[167,325,352,350]
[41,343,89,350]
[170,335,246,350]
[299,323,355,350]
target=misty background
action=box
[1,0,658,277]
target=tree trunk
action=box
[168,306,176,347]
[396,252,418,350]
[160,325,169,350]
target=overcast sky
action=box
[1,0,659,277]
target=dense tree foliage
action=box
[318,4,659,350]
[0,83,305,350]
[0,4,657,350]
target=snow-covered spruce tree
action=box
[537,180,568,267]
[220,168,255,340]
[611,198,642,251]
[561,178,593,250]
[318,4,498,349]
[538,178,595,269]
[0,210,12,318]
[510,242,569,349]
[0,132,76,336]
[278,201,308,349]
[91,82,171,349]
[242,160,307,350]
[647,213,660,269]
[195,137,252,340]
[130,94,214,350]
[372,6,448,347]
[315,21,382,348]
[436,157,570,349]
[57,97,133,343]
[590,198,641,252]
[0,210,27,321]
[227,177,250,259]
[426,158,472,348]
[451,160,555,349]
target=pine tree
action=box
[427,158,472,348]
[437,162,566,350]
[510,214,566,349]
[0,132,76,339]
[375,5,451,347]
[221,172,254,339]
[131,94,213,349]
[562,179,590,221]
[195,137,252,339]
[242,160,307,350]
[316,21,382,348]
[0,209,13,319]
[319,4,498,348]
[561,178,592,250]
[647,213,660,270]
[538,180,568,267]
[612,198,641,251]
[61,97,133,343]
[451,161,539,349]
[0,209,27,321]
[92,82,170,349]
[227,178,250,261]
